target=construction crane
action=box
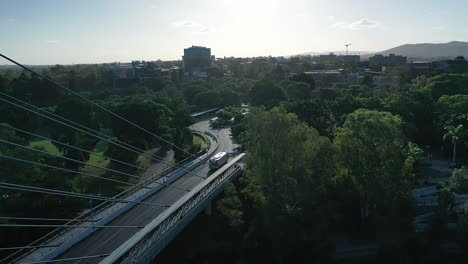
[345,43,352,55]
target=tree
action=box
[403,142,425,178]
[360,75,374,87]
[282,82,312,102]
[450,168,468,194]
[406,142,424,161]
[192,90,219,110]
[182,81,208,105]
[335,109,410,222]
[424,73,468,101]
[219,89,241,107]
[443,124,466,164]
[207,66,224,79]
[436,94,468,127]
[51,97,98,170]
[249,80,286,109]
[241,107,337,256]
[271,65,285,81]
[289,73,315,89]
[217,183,244,227]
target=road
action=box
[53,120,237,264]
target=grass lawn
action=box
[82,141,109,176]
[29,140,62,155]
[82,152,110,176]
[192,133,209,150]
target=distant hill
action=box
[362,41,468,61]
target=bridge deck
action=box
[55,165,210,264]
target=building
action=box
[369,54,407,68]
[313,53,360,65]
[410,61,432,76]
[303,70,344,84]
[110,64,135,88]
[183,46,212,78]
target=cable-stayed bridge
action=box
[0,54,246,264]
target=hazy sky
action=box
[1,0,467,64]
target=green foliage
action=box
[217,183,244,227]
[182,80,208,105]
[270,65,285,80]
[335,109,410,221]
[192,90,220,109]
[450,168,468,194]
[383,89,436,144]
[5,73,62,107]
[181,78,246,110]
[402,142,424,179]
[207,66,224,79]
[103,95,173,149]
[241,107,336,251]
[282,82,312,102]
[443,124,466,163]
[289,72,315,89]
[249,80,286,109]
[29,140,62,155]
[360,75,374,87]
[423,73,468,101]
[406,142,424,161]
[436,94,468,126]
[238,172,266,210]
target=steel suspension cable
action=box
[0,91,165,159]
[0,216,99,222]
[0,153,190,193]
[0,153,150,190]
[0,123,170,179]
[0,53,192,156]
[0,182,170,207]
[0,224,143,228]
[0,245,60,251]
[20,254,109,264]
[0,95,207,179]
[1,139,146,180]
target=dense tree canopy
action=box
[335,109,411,223]
[249,80,286,109]
[239,107,337,256]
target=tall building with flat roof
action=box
[369,54,407,68]
[183,46,211,78]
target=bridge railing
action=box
[3,139,218,263]
[100,153,246,264]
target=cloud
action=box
[149,4,158,9]
[348,19,380,29]
[45,40,60,44]
[172,20,214,34]
[330,22,347,28]
[7,18,16,22]
[331,18,380,30]
[172,20,203,28]
[199,27,209,33]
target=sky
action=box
[1,0,468,64]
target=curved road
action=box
[51,120,237,264]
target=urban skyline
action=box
[1,0,468,64]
